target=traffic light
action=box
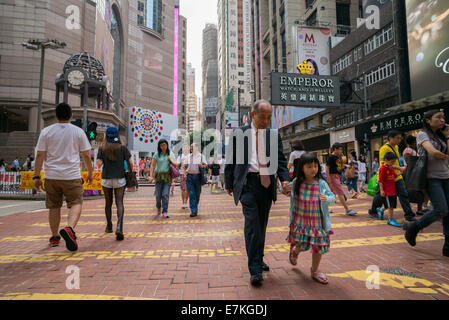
[86,121,97,141]
[71,119,82,128]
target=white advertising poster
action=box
[296,26,331,76]
[128,107,178,154]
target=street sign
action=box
[270,72,341,108]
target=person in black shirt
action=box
[209,157,221,193]
[96,127,133,240]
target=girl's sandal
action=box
[289,246,299,265]
[311,269,328,285]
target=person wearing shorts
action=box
[378,152,402,227]
[209,158,221,193]
[33,103,93,251]
[326,143,357,216]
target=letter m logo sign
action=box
[304,33,315,43]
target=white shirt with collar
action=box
[248,121,267,173]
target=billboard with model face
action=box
[406,0,449,100]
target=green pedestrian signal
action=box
[86,121,97,141]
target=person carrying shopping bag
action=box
[148,139,178,218]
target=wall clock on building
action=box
[67,69,85,86]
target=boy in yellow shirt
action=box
[368,130,416,222]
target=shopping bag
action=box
[366,173,379,197]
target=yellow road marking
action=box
[1,220,391,243]
[264,233,444,251]
[30,211,381,227]
[0,233,443,264]
[0,292,158,300]
[328,270,449,297]
[30,216,286,227]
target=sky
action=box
[179,0,218,98]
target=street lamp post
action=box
[22,39,66,136]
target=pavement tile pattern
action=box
[0,187,448,300]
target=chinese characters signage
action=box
[20,172,103,190]
[270,72,340,107]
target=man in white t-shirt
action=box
[33,103,93,252]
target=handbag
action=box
[123,147,138,188]
[345,163,355,179]
[169,162,180,179]
[404,154,427,191]
[199,166,208,185]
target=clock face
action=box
[68,70,85,86]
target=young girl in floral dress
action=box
[287,153,336,284]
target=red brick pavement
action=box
[0,187,448,300]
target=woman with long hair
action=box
[148,139,178,218]
[404,110,449,257]
[96,127,133,241]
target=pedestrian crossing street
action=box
[0,188,448,300]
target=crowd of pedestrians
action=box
[0,155,35,172]
[29,101,449,289]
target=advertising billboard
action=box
[406,0,449,100]
[271,72,340,108]
[271,27,331,129]
[128,107,178,154]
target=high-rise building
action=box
[218,0,252,125]
[202,24,218,130]
[178,15,187,130]
[186,63,195,95]
[0,0,180,159]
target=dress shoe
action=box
[250,274,263,287]
[261,262,270,272]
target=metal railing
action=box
[0,172,33,195]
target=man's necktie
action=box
[256,129,271,189]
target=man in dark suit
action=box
[225,100,291,286]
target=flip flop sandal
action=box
[289,246,299,266]
[311,269,328,285]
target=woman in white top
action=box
[288,139,306,181]
[177,144,190,209]
[357,155,367,192]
